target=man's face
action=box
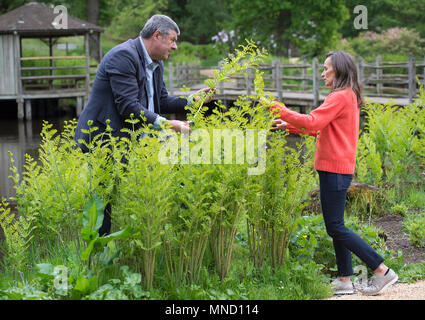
[150,29,178,61]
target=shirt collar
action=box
[139,37,159,70]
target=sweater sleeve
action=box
[271,91,347,132]
[286,123,318,137]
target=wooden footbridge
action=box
[166,56,425,113]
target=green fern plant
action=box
[0,198,34,273]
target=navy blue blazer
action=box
[74,37,187,151]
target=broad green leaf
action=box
[81,240,96,261]
[83,193,104,231]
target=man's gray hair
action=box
[140,14,180,39]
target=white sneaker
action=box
[359,269,398,296]
[331,278,355,295]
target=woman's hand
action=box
[271,118,288,131]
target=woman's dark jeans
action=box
[318,170,384,277]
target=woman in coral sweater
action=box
[268,51,398,296]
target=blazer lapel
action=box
[133,37,145,66]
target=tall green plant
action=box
[0,198,34,273]
[113,119,176,290]
[357,89,424,185]
[246,132,316,269]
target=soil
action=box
[372,214,425,264]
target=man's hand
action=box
[271,118,288,131]
[194,87,217,104]
[166,119,191,133]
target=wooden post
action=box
[98,32,103,62]
[245,68,252,96]
[197,61,201,86]
[168,62,174,95]
[376,55,382,95]
[312,57,319,107]
[14,34,24,120]
[182,62,187,86]
[301,58,307,91]
[84,33,90,104]
[408,55,416,102]
[356,56,364,83]
[17,99,24,120]
[76,96,83,116]
[49,37,53,90]
[423,55,425,86]
[275,59,282,101]
[25,99,32,120]
[218,61,224,96]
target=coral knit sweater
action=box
[271,87,360,174]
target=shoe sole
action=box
[361,274,399,296]
[334,290,355,295]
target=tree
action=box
[341,0,425,39]
[170,0,232,44]
[106,0,168,40]
[230,0,349,57]
[0,0,28,14]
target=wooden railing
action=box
[19,56,97,92]
[167,55,425,105]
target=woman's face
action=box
[321,57,335,87]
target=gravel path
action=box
[326,280,425,300]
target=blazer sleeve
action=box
[159,79,188,114]
[105,49,159,125]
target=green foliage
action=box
[290,214,390,276]
[169,0,232,45]
[80,194,131,263]
[0,197,34,273]
[340,27,425,61]
[167,42,222,66]
[402,212,425,248]
[12,120,116,244]
[113,124,176,290]
[83,266,149,300]
[341,0,425,39]
[106,0,168,39]
[246,132,316,269]
[356,88,425,185]
[2,40,425,300]
[230,0,349,56]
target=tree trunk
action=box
[86,0,99,25]
[275,10,291,57]
[86,0,101,62]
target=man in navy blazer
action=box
[75,14,213,152]
[74,15,214,235]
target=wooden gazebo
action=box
[0,2,104,119]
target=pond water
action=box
[0,115,74,199]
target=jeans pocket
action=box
[337,174,353,191]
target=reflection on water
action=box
[0,116,74,199]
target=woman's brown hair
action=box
[326,51,364,108]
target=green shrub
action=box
[356,86,425,185]
[402,212,425,248]
[340,27,425,61]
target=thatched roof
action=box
[0,2,104,37]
